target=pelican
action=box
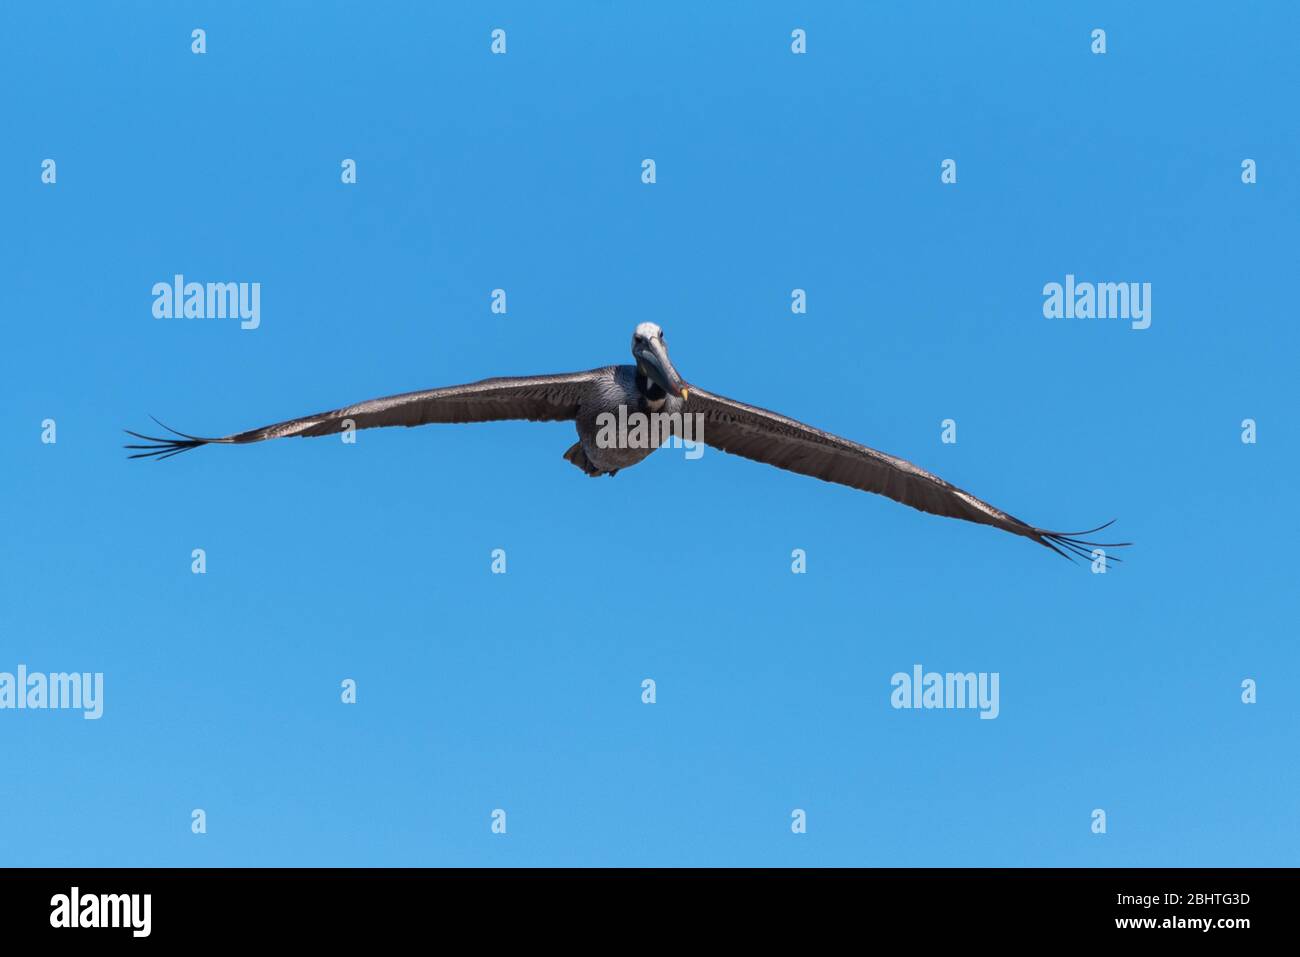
[126,322,1128,563]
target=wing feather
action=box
[125,369,606,458]
[681,387,1129,559]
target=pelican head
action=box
[631,322,688,399]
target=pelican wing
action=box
[126,369,606,459]
[681,387,1128,561]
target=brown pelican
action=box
[127,322,1128,563]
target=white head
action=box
[629,323,687,399]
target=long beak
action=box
[636,338,688,399]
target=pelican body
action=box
[127,321,1128,563]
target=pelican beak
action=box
[636,337,688,398]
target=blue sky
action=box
[2,2,1296,866]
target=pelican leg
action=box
[562,441,607,477]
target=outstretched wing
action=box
[679,386,1129,562]
[126,369,607,460]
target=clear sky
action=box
[2,2,1296,866]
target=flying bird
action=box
[126,322,1128,563]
